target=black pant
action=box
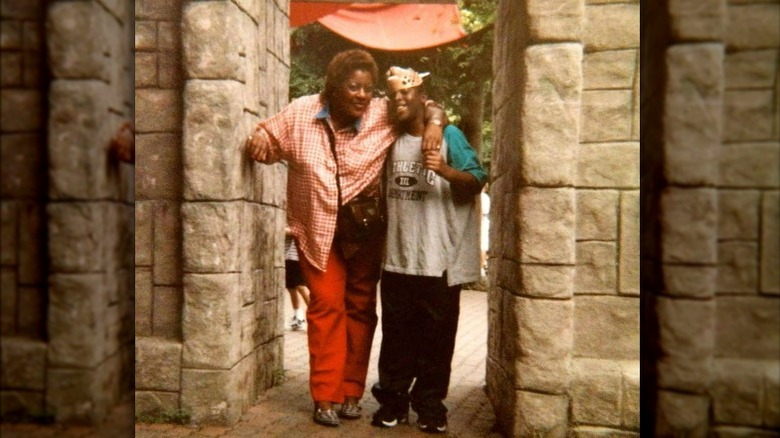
[378,270,461,415]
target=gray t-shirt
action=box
[382,127,483,286]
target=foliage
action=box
[136,409,191,425]
[289,0,497,172]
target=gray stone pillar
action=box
[0,0,49,419]
[645,0,779,435]
[45,0,134,423]
[134,0,289,426]
[488,0,639,435]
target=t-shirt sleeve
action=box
[444,125,487,185]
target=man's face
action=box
[331,69,374,122]
[390,86,426,124]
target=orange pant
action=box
[298,239,381,403]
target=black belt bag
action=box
[320,119,386,242]
[337,194,386,242]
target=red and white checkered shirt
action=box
[258,94,395,271]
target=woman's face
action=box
[331,69,374,123]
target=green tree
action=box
[289,0,496,172]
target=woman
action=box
[245,49,445,427]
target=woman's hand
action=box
[245,126,270,162]
[110,122,135,163]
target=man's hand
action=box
[423,149,447,175]
[245,125,270,162]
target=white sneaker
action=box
[289,316,306,331]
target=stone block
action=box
[182,1,244,81]
[158,21,179,53]
[761,191,780,294]
[711,427,780,437]
[719,143,780,188]
[136,0,182,20]
[584,3,639,51]
[510,296,572,393]
[135,201,152,266]
[182,273,242,369]
[0,52,22,86]
[621,361,640,429]
[0,201,16,266]
[519,264,574,299]
[571,359,622,426]
[656,297,715,392]
[135,52,157,87]
[48,80,113,199]
[46,1,110,80]
[581,91,633,143]
[583,49,637,90]
[47,202,104,272]
[240,304,256,357]
[158,50,182,89]
[663,265,717,298]
[661,188,718,264]
[719,190,760,240]
[576,190,619,241]
[153,286,182,339]
[619,191,639,295]
[48,273,107,368]
[135,267,153,337]
[663,44,723,185]
[726,4,780,50]
[724,91,775,142]
[717,242,758,294]
[655,390,710,437]
[513,390,568,438]
[0,268,15,335]
[577,143,639,188]
[17,286,45,339]
[725,50,778,89]
[668,0,726,41]
[255,338,283,391]
[0,390,44,418]
[135,337,181,391]
[234,0,263,23]
[46,367,103,423]
[135,20,157,51]
[0,133,44,198]
[182,80,246,200]
[181,367,242,426]
[711,359,765,426]
[715,296,780,359]
[570,428,639,438]
[136,134,184,200]
[575,242,616,294]
[135,391,180,418]
[182,202,241,273]
[518,188,576,264]
[0,338,45,390]
[135,89,181,133]
[153,201,182,285]
[0,90,42,132]
[520,43,581,186]
[17,202,43,285]
[0,19,22,49]
[765,361,780,428]
[574,296,639,360]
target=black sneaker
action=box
[417,412,447,434]
[371,403,409,428]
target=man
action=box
[371,67,486,434]
[245,50,446,427]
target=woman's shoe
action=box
[313,407,340,427]
[338,402,362,419]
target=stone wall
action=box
[134,0,290,425]
[487,0,640,435]
[644,0,780,435]
[1,0,135,424]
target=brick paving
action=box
[1,290,500,437]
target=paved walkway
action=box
[2,290,501,437]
